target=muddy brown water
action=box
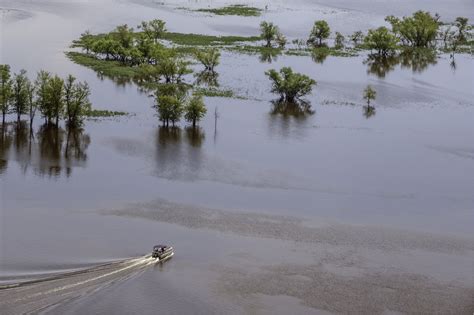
[1,0,474,314]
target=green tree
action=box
[265,67,316,103]
[35,70,51,124]
[363,85,377,108]
[184,94,207,127]
[276,32,287,48]
[195,48,221,72]
[25,78,36,127]
[335,32,345,49]
[64,75,92,127]
[308,20,330,46]
[455,17,469,43]
[364,27,399,56]
[156,96,183,126]
[351,31,364,47]
[139,19,166,43]
[113,24,134,49]
[156,50,192,83]
[0,65,12,124]
[47,75,65,126]
[154,84,187,126]
[12,70,29,122]
[260,21,279,47]
[386,11,439,47]
[78,30,94,54]
[136,34,157,63]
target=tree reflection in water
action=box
[311,47,329,64]
[155,126,205,180]
[270,100,315,118]
[185,126,205,147]
[363,105,376,119]
[259,48,281,63]
[267,100,315,139]
[0,124,13,174]
[0,122,90,177]
[365,48,438,78]
[194,70,219,88]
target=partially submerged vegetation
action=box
[196,5,262,17]
[85,109,128,117]
[0,64,127,128]
[66,12,472,119]
[1,65,93,127]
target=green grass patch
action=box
[196,5,262,17]
[194,87,235,98]
[66,52,142,78]
[286,47,359,57]
[85,109,129,117]
[162,32,261,46]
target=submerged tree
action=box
[195,48,221,72]
[260,21,279,47]
[47,75,65,126]
[265,67,316,103]
[12,70,29,122]
[0,65,12,124]
[364,27,399,56]
[276,32,287,48]
[35,70,51,124]
[351,31,364,47]
[138,19,166,43]
[454,17,469,44]
[385,11,439,48]
[363,85,377,108]
[184,94,207,127]
[308,20,331,46]
[154,84,187,126]
[155,50,192,83]
[64,75,92,127]
[25,79,36,127]
[335,32,345,49]
[156,95,183,127]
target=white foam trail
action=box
[8,256,155,304]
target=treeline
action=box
[0,65,91,127]
[259,11,471,55]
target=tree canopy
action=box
[385,11,439,47]
[258,22,286,48]
[308,20,331,46]
[195,48,221,72]
[12,70,29,122]
[265,67,316,103]
[364,27,399,56]
[0,65,12,124]
[184,94,207,127]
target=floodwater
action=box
[1,0,474,314]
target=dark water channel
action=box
[1,1,474,314]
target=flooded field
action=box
[1,0,474,314]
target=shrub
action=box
[265,67,316,103]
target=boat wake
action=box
[0,255,165,314]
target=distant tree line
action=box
[0,65,91,127]
[259,11,470,56]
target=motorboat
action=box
[152,245,174,261]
